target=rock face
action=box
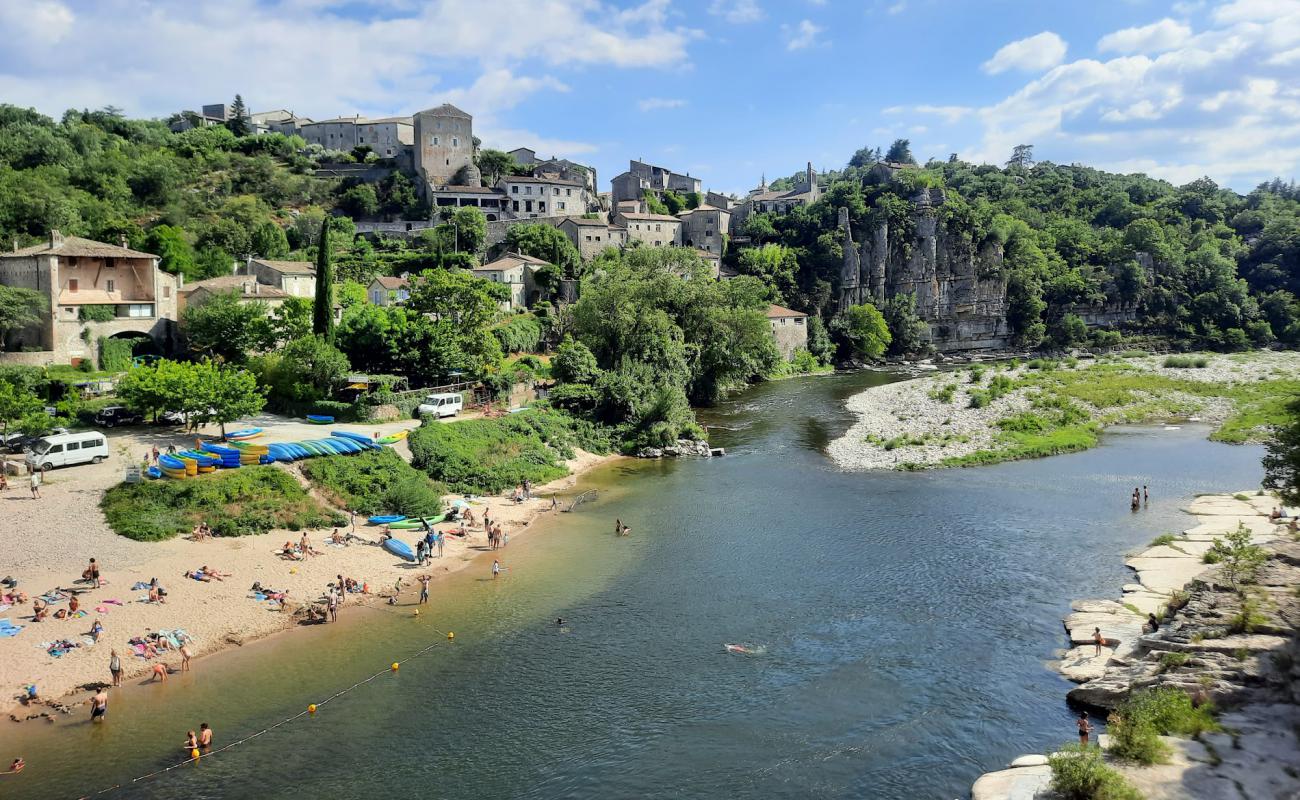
[836,187,1142,352]
[635,439,713,459]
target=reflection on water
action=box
[4,370,1266,800]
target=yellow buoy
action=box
[413,609,420,616]
[289,568,298,574]
[391,662,399,672]
[447,631,455,641]
[190,748,200,759]
[308,704,317,714]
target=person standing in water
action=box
[90,688,108,723]
[1143,485,1149,505]
[614,518,622,536]
[198,723,213,750]
[492,560,501,579]
[418,574,430,604]
[1077,711,1092,747]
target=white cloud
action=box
[981,31,1068,74]
[708,0,764,23]
[0,0,74,46]
[784,19,825,51]
[883,104,974,123]
[637,97,688,112]
[1098,19,1193,53]
[887,1,908,14]
[952,1,1300,190]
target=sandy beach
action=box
[828,351,1300,471]
[0,414,619,720]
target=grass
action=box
[408,409,610,494]
[1049,744,1144,800]
[101,467,344,541]
[1149,533,1178,547]
[1158,652,1189,672]
[1162,355,1209,368]
[940,424,1099,467]
[928,383,957,403]
[301,449,446,517]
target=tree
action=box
[475,149,518,186]
[1048,312,1088,348]
[144,225,196,278]
[408,269,506,331]
[882,293,929,355]
[736,244,799,303]
[838,303,891,360]
[1006,144,1035,169]
[269,335,350,403]
[1206,523,1268,589]
[432,206,487,255]
[551,338,600,384]
[849,146,882,168]
[313,218,335,341]
[884,138,915,165]
[251,221,289,259]
[504,223,580,274]
[194,247,234,280]
[0,379,42,434]
[182,292,273,361]
[269,296,312,344]
[339,184,379,217]
[0,284,46,343]
[1264,395,1300,506]
[225,95,250,137]
[197,359,265,438]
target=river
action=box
[4,370,1266,799]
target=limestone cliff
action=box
[839,191,1011,351]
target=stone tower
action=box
[413,104,478,191]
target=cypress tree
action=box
[312,218,335,341]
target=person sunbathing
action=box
[148,585,166,603]
[280,542,302,561]
[88,619,104,642]
[187,570,212,582]
[32,600,48,622]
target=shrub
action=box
[1108,687,1219,764]
[408,409,609,494]
[492,314,544,354]
[1150,533,1177,547]
[1158,651,1189,671]
[1207,523,1268,587]
[302,449,445,517]
[1048,744,1143,800]
[101,467,343,541]
[97,336,145,372]
[929,383,957,403]
[79,305,117,323]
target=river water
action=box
[4,370,1266,800]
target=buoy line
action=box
[76,629,457,799]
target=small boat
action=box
[382,537,416,562]
[225,428,263,440]
[369,514,406,525]
[387,515,446,529]
[332,431,375,445]
[145,466,162,479]
[306,415,334,424]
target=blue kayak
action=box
[369,514,406,525]
[382,537,416,562]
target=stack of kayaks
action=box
[228,441,272,465]
[306,414,333,424]
[177,450,220,473]
[153,429,383,479]
[157,454,191,479]
[199,442,247,469]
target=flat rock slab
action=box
[970,764,1052,800]
[1009,755,1049,768]
[1182,518,1276,541]
[1125,558,1208,594]
[1165,634,1289,655]
[1057,645,1114,682]
[1120,588,1170,615]
[1185,497,1260,516]
[1132,543,1200,559]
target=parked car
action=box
[25,431,110,471]
[3,427,69,454]
[93,406,143,428]
[416,393,464,419]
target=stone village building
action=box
[0,232,179,366]
[765,304,808,360]
[557,218,628,262]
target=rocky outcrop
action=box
[635,439,713,459]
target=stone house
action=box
[730,162,822,231]
[472,252,548,310]
[247,258,316,299]
[509,147,537,165]
[414,104,478,190]
[368,276,410,306]
[678,205,730,259]
[499,175,589,218]
[356,117,414,158]
[558,218,626,261]
[0,231,179,366]
[611,159,701,205]
[301,116,365,150]
[178,275,289,315]
[766,304,808,360]
[614,211,681,248]
[704,191,733,211]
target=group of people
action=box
[190,522,214,541]
[279,534,321,561]
[415,530,446,564]
[1129,485,1150,511]
[509,480,533,503]
[185,565,230,583]
[181,723,214,754]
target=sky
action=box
[1,0,1299,195]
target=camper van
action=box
[25,432,110,472]
[416,393,464,419]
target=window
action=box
[525,186,532,195]
[780,318,787,326]
[706,229,713,237]
[163,286,171,298]
[525,200,533,212]
[558,202,565,210]
[553,188,560,195]
[654,240,661,246]
[105,279,115,293]
[566,188,572,196]
[595,236,601,242]
[68,279,78,292]
[539,202,546,212]
[452,137,459,146]
[125,304,153,318]
[430,135,438,145]
[513,201,519,211]
[435,120,441,130]
[794,318,805,326]
[585,235,592,242]
[47,444,63,454]
[511,185,519,194]
[66,441,80,452]
[655,224,661,232]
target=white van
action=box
[416,392,464,419]
[26,432,110,471]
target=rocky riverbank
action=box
[970,492,1300,799]
[829,351,1300,471]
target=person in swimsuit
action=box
[1093,627,1104,656]
[183,730,198,751]
[151,663,167,682]
[180,643,193,672]
[7,758,23,773]
[198,723,213,749]
[492,560,501,579]
[90,688,108,722]
[109,650,122,686]
[419,575,430,604]
[1077,711,1092,747]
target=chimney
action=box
[254,282,260,295]
[246,255,254,275]
[119,233,128,248]
[50,228,63,249]
[806,161,814,190]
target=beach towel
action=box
[95,606,108,613]
[0,619,23,638]
[104,599,123,606]
[131,582,150,591]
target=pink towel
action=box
[95,606,108,613]
[104,599,123,605]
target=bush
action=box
[97,336,144,372]
[408,410,609,494]
[101,467,343,541]
[1162,355,1209,369]
[79,305,117,323]
[302,449,445,516]
[1108,687,1219,764]
[1049,744,1143,800]
[492,314,544,354]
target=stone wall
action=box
[484,214,587,253]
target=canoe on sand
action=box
[382,537,416,562]
[369,514,406,525]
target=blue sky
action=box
[2,0,1298,194]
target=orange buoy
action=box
[391,662,399,672]
[308,704,317,714]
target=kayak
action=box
[225,428,263,440]
[382,537,416,562]
[333,431,375,445]
[377,430,409,444]
[369,514,406,525]
[387,515,447,529]
[306,415,333,424]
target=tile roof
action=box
[1,235,157,260]
[617,212,681,222]
[502,175,585,186]
[477,252,550,271]
[181,275,287,298]
[766,304,807,319]
[252,259,315,275]
[371,276,409,289]
[417,103,470,118]
[561,217,609,227]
